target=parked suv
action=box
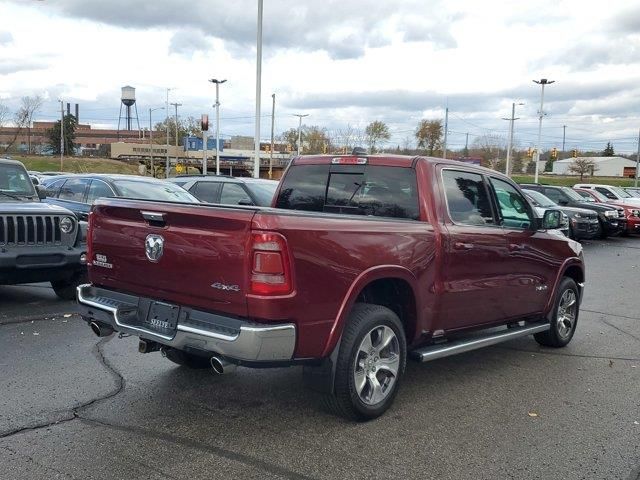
[520,184,624,238]
[0,158,86,299]
[574,183,640,208]
[574,188,640,235]
[168,175,279,206]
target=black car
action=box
[168,175,279,206]
[41,174,198,220]
[519,184,625,238]
[521,188,601,240]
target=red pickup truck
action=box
[78,154,584,420]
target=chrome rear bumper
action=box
[76,284,296,362]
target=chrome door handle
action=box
[453,242,474,250]
[509,243,525,252]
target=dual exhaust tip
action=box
[88,322,234,374]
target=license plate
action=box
[144,301,180,335]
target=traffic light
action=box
[527,147,533,158]
[551,147,557,159]
[285,144,292,153]
[572,149,578,158]
[264,144,271,153]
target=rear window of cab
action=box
[275,164,420,220]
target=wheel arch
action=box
[321,266,420,357]
[544,258,585,317]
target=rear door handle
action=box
[453,242,474,250]
[508,243,526,252]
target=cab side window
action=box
[442,170,495,226]
[58,178,90,202]
[45,178,66,198]
[86,180,115,204]
[490,178,533,229]
[595,187,617,199]
[543,188,562,204]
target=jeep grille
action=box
[0,215,71,246]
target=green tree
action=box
[154,116,202,147]
[47,114,77,155]
[603,142,614,156]
[415,119,442,156]
[303,125,330,154]
[279,128,301,152]
[365,120,390,153]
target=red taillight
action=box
[86,211,94,266]
[249,231,292,295]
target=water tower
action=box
[117,85,140,139]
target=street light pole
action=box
[59,100,64,171]
[635,128,639,188]
[294,114,309,155]
[533,78,554,183]
[170,102,182,177]
[254,0,263,179]
[149,107,164,178]
[270,93,275,178]
[165,88,171,179]
[209,79,227,176]
[502,102,524,177]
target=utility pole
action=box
[209,79,227,175]
[149,107,164,178]
[502,102,524,177]
[293,114,309,155]
[464,132,469,156]
[59,100,64,171]
[270,93,275,178]
[254,0,263,178]
[442,107,448,159]
[533,78,554,183]
[165,88,172,179]
[170,102,182,177]
[635,128,639,188]
[562,125,566,157]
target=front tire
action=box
[324,304,406,421]
[51,271,87,300]
[534,277,579,348]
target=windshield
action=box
[0,163,36,197]
[523,189,557,208]
[561,187,586,201]
[114,179,199,203]
[246,181,279,206]
[610,186,632,198]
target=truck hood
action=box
[572,202,616,213]
[560,206,598,218]
[0,200,75,216]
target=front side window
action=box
[59,178,90,203]
[542,188,563,203]
[192,182,221,204]
[442,170,494,226]
[86,180,115,204]
[45,178,67,198]
[490,177,533,229]
[595,187,617,200]
[0,163,35,197]
[220,183,252,205]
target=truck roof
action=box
[0,157,27,168]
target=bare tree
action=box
[472,134,507,169]
[14,96,43,154]
[0,101,9,128]
[2,107,29,154]
[568,157,598,181]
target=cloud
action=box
[22,0,460,59]
[0,31,13,45]
[0,59,47,75]
[609,5,640,33]
[168,28,211,57]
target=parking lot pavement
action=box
[0,283,75,324]
[1,237,639,480]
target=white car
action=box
[574,184,640,208]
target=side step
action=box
[410,322,550,362]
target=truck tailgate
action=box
[88,199,256,318]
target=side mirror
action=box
[542,209,563,230]
[558,199,569,206]
[35,185,47,200]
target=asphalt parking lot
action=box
[1,237,639,480]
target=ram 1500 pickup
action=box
[78,154,584,420]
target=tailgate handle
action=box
[141,211,166,224]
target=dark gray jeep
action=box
[0,158,86,299]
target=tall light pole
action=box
[533,78,554,183]
[502,102,524,177]
[293,114,308,155]
[170,102,182,177]
[149,107,164,178]
[59,100,64,171]
[442,107,448,159]
[254,0,263,178]
[269,93,275,178]
[635,128,639,188]
[209,79,227,176]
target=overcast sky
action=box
[1,0,639,153]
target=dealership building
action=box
[552,156,638,177]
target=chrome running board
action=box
[410,322,550,362]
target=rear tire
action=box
[51,271,87,300]
[534,277,579,348]
[323,303,406,421]
[163,348,211,369]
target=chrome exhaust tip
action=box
[89,321,114,337]
[210,356,236,375]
